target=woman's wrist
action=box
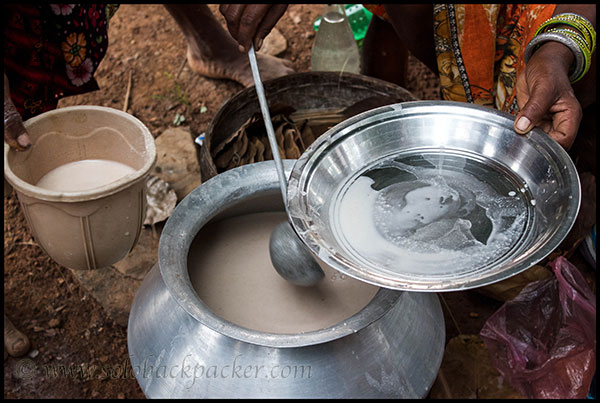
[525,12,596,83]
[530,41,575,76]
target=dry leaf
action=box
[144,175,177,226]
[255,137,265,162]
[301,123,316,148]
[284,130,301,159]
[225,133,249,170]
[245,137,258,164]
[212,126,244,157]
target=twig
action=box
[176,57,187,79]
[122,70,133,112]
[562,235,586,259]
[150,222,158,241]
[436,368,453,398]
[15,240,39,247]
[439,294,462,335]
[5,240,39,255]
[54,265,75,298]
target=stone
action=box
[112,224,162,280]
[70,224,161,327]
[257,27,288,57]
[48,318,61,328]
[152,127,202,201]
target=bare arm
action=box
[514,4,596,149]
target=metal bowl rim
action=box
[287,100,581,291]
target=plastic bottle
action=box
[311,4,360,74]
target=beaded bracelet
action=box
[526,12,596,84]
[547,27,593,82]
[525,31,584,82]
[535,13,596,52]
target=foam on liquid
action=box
[36,159,136,192]
[335,155,528,276]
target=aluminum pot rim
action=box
[158,160,401,349]
[287,100,581,291]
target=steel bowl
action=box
[128,161,445,398]
[287,101,580,291]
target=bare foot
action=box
[186,45,295,87]
[4,313,31,358]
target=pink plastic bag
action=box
[480,256,596,399]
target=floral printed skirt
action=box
[3,4,119,119]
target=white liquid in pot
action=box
[36,159,136,191]
[188,211,379,334]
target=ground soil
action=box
[3,4,594,399]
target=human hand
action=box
[4,74,31,151]
[514,42,582,150]
[219,4,288,52]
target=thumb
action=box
[4,103,31,151]
[513,83,554,134]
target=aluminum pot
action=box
[128,161,445,398]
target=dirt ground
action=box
[3,4,594,399]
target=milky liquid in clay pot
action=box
[35,159,136,191]
[188,211,380,334]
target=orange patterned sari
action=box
[364,4,556,114]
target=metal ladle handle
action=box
[248,45,289,213]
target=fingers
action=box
[513,46,582,150]
[4,108,31,152]
[220,4,248,50]
[236,5,271,51]
[514,82,581,149]
[220,4,288,52]
[514,79,555,134]
[4,74,31,151]
[254,5,288,50]
[546,100,581,150]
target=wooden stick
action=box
[123,70,133,112]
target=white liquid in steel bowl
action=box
[36,159,136,191]
[188,211,379,334]
[335,152,530,277]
